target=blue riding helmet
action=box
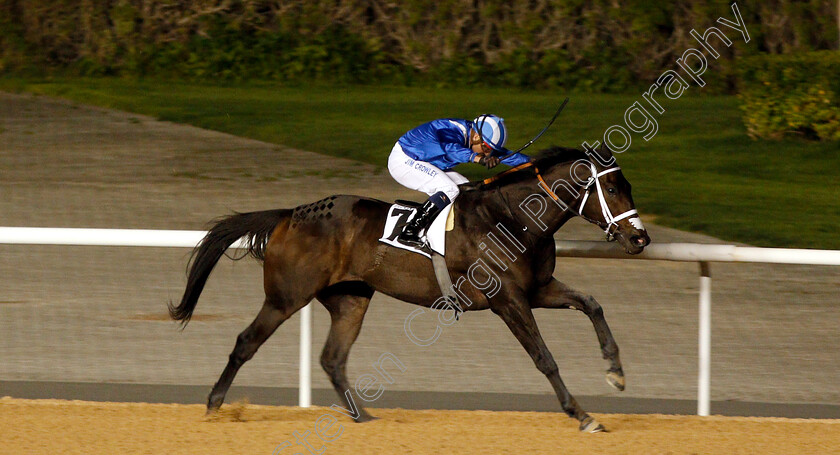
[472,114,508,153]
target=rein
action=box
[482,162,561,202]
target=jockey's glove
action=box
[479,156,500,169]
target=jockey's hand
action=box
[479,156,500,169]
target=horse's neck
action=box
[462,166,579,238]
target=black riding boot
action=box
[398,199,445,248]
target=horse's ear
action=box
[596,142,614,161]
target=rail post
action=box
[299,303,312,407]
[698,261,712,416]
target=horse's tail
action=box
[169,209,290,327]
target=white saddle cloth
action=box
[378,203,454,258]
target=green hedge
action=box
[5,1,840,92]
[737,51,840,141]
[127,22,391,84]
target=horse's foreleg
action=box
[532,278,624,391]
[492,291,605,433]
[206,300,292,414]
[317,287,376,422]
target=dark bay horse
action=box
[170,145,650,432]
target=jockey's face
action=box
[470,129,494,156]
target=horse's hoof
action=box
[606,370,625,391]
[580,417,607,433]
[354,414,379,423]
[203,406,225,421]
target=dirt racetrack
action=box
[3,398,838,455]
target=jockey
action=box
[388,114,531,247]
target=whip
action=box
[500,97,569,160]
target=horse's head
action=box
[574,144,650,254]
[480,145,650,254]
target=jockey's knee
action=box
[429,191,453,208]
[435,187,459,205]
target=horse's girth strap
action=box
[430,251,458,306]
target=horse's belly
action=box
[361,244,490,310]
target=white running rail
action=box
[2,227,839,415]
[0,227,310,407]
[555,240,840,416]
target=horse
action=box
[170,144,650,433]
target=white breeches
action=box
[387,143,469,202]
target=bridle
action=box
[483,160,639,240]
[577,162,638,240]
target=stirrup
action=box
[398,230,427,247]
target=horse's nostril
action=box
[631,235,647,247]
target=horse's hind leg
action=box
[493,290,605,433]
[316,282,376,422]
[206,299,302,414]
[532,278,625,392]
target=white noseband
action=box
[578,163,642,236]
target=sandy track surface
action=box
[2,398,839,455]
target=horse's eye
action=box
[607,187,617,195]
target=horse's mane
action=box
[465,146,589,191]
[532,146,590,169]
